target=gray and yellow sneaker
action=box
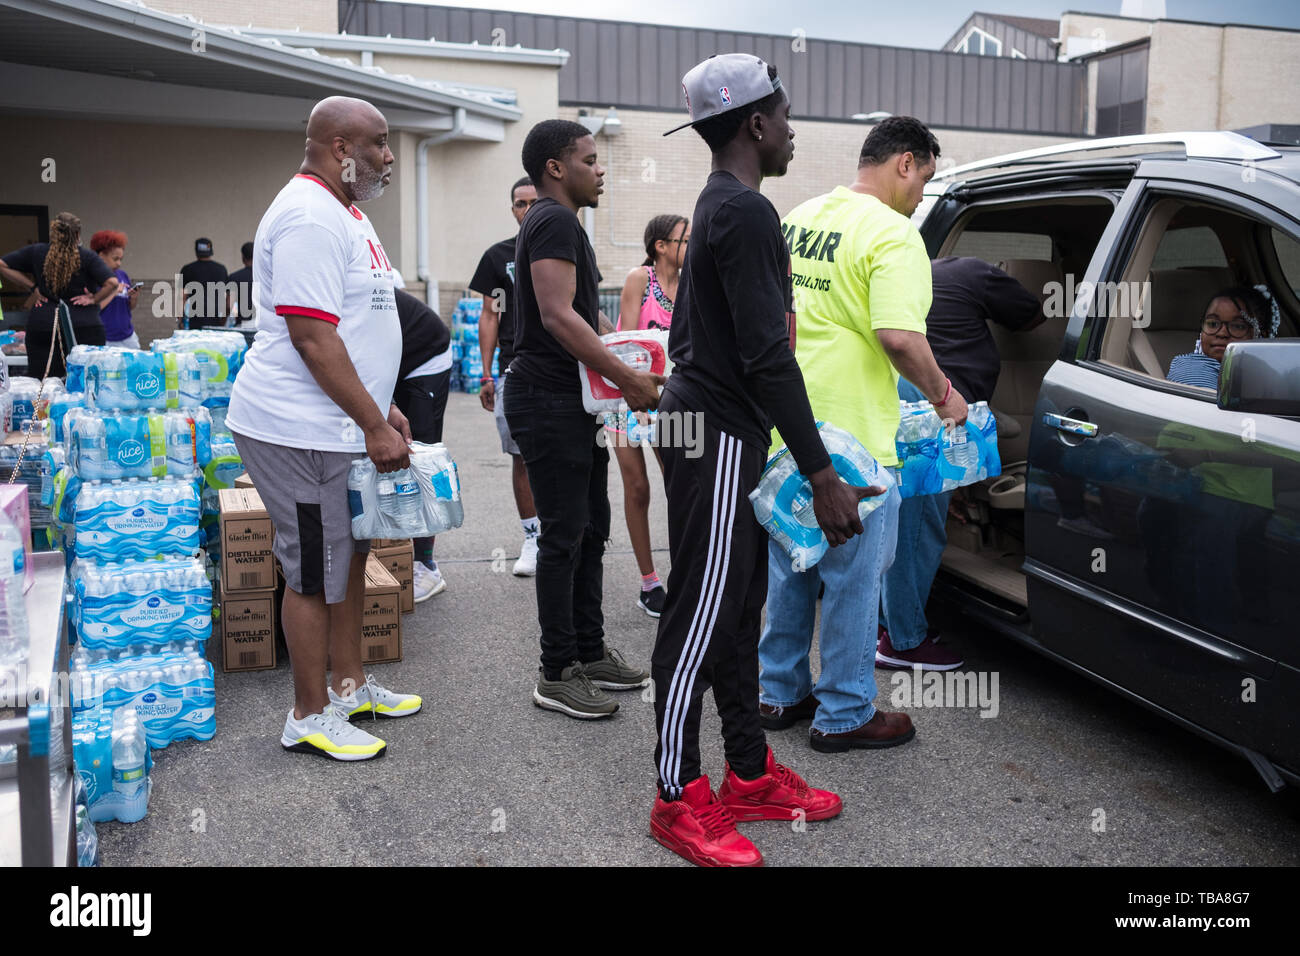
[582,646,651,690]
[533,663,619,720]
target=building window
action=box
[956,26,1003,57]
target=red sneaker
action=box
[650,776,763,867]
[719,747,843,822]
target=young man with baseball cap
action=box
[180,237,228,329]
[650,54,884,867]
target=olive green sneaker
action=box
[533,663,619,720]
[582,646,651,690]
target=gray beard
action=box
[352,162,386,201]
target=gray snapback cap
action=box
[663,53,782,136]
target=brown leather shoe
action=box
[759,694,819,730]
[809,710,915,753]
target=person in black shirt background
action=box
[879,256,1043,671]
[470,176,540,577]
[393,288,454,603]
[649,54,882,868]
[503,120,664,721]
[180,237,228,329]
[226,241,255,325]
[0,211,116,378]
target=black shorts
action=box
[394,370,451,444]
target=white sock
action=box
[521,517,540,538]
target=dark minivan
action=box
[913,132,1300,791]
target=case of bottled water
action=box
[46,385,85,443]
[71,645,215,749]
[71,556,212,648]
[8,376,44,430]
[64,345,108,394]
[348,441,464,539]
[71,704,152,824]
[73,476,201,563]
[894,400,1001,498]
[151,330,246,404]
[578,330,672,414]
[749,422,897,573]
[84,349,203,411]
[66,406,212,481]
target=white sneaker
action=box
[513,535,539,576]
[280,705,387,761]
[329,675,423,719]
[412,562,446,602]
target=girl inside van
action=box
[1167,285,1278,388]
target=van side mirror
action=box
[1218,340,1300,415]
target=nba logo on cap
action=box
[719,86,731,105]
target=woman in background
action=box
[0,212,116,377]
[91,229,140,349]
[612,213,689,618]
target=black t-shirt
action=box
[395,289,451,380]
[469,236,519,370]
[180,259,229,324]
[925,256,1043,404]
[1,243,113,330]
[510,198,602,394]
[666,171,830,474]
[227,265,254,321]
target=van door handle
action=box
[1042,412,1098,437]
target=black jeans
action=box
[504,375,610,679]
[25,322,106,379]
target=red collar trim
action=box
[295,173,363,220]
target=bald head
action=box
[301,96,394,204]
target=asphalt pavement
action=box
[98,391,1300,866]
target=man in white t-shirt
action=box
[226,96,421,762]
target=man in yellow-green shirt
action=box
[760,116,970,753]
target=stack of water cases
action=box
[150,331,248,553]
[3,375,63,537]
[449,298,498,394]
[49,346,220,825]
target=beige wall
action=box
[1145,21,1224,133]
[1060,13,1153,57]
[558,106,1075,289]
[145,0,337,32]
[1216,26,1300,130]
[0,115,305,289]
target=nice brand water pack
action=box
[84,349,202,411]
[66,407,212,481]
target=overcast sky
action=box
[390,0,1300,49]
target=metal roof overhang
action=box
[0,0,521,135]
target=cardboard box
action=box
[219,488,276,591]
[234,472,255,490]
[370,538,409,550]
[362,555,402,663]
[218,583,277,672]
[0,483,34,593]
[373,542,414,613]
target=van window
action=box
[1271,229,1300,299]
[949,230,1051,264]
[1150,226,1227,270]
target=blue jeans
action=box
[881,378,951,651]
[759,486,901,733]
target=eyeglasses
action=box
[512,199,538,210]
[1202,317,1253,338]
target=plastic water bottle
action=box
[111,707,146,800]
[376,475,398,517]
[944,424,978,477]
[392,469,421,523]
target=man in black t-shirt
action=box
[880,256,1043,671]
[179,237,228,329]
[649,54,878,868]
[470,176,540,577]
[226,241,255,324]
[503,120,664,722]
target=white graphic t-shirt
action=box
[226,174,400,452]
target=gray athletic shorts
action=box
[494,374,520,456]
[231,431,370,605]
